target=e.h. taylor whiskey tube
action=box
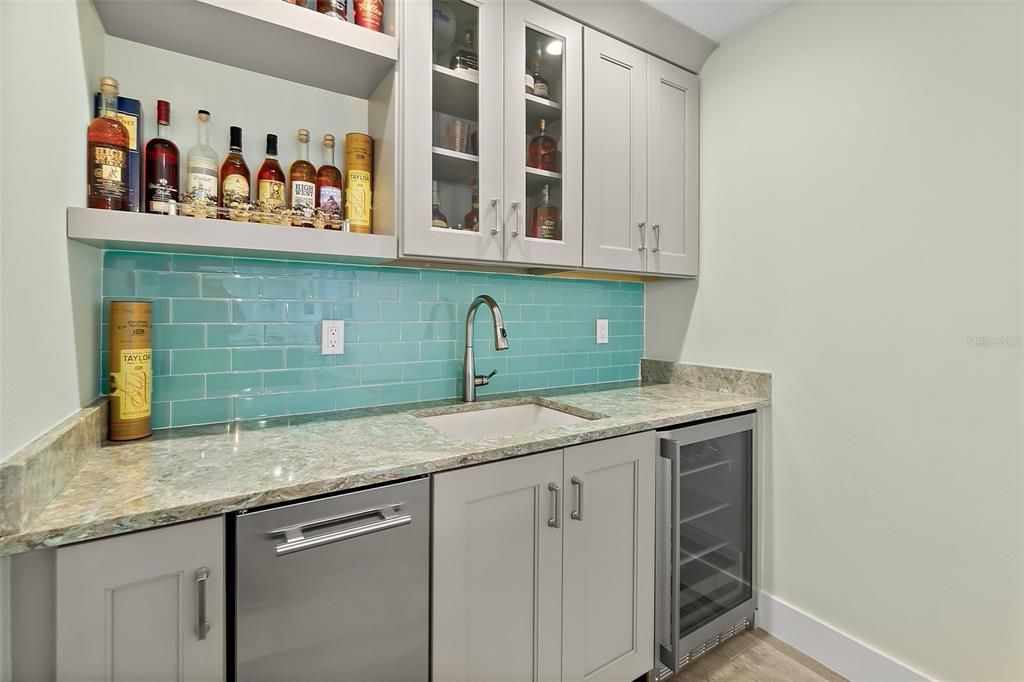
[108,301,152,441]
[344,133,373,233]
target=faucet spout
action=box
[463,295,509,402]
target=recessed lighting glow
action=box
[545,40,562,56]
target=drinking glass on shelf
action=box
[446,119,469,153]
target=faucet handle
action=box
[474,369,497,386]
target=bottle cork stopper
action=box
[323,133,336,148]
[298,128,310,143]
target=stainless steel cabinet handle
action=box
[651,224,661,253]
[194,567,210,641]
[490,198,500,235]
[638,222,647,251]
[570,476,584,521]
[270,505,411,556]
[547,482,561,528]
[511,201,521,237]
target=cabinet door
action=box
[582,28,647,273]
[503,1,583,267]
[647,57,699,276]
[562,432,655,682]
[433,451,563,682]
[401,0,504,261]
[55,517,225,681]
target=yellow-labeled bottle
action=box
[344,132,373,233]
[108,301,152,441]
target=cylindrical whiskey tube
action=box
[344,133,373,234]
[108,301,152,441]
[354,0,383,32]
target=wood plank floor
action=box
[665,629,847,682]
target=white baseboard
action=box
[757,593,932,682]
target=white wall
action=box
[647,2,1024,680]
[0,0,105,461]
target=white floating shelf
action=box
[432,65,480,121]
[93,0,398,99]
[68,208,397,264]
[432,146,479,185]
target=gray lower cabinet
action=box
[432,431,655,682]
[55,517,225,681]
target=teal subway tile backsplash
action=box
[101,252,645,428]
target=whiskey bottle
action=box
[289,129,316,227]
[87,76,130,211]
[462,181,479,232]
[431,182,449,229]
[529,48,549,99]
[257,134,286,222]
[317,0,346,20]
[219,125,251,221]
[527,118,558,172]
[183,109,219,216]
[144,100,179,215]
[450,30,479,72]
[316,134,344,222]
[530,184,560,240]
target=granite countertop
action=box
[0,380,766,555]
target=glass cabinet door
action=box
[503,2,582,267]
[402,0,503,261]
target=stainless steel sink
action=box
[418,403,591,441]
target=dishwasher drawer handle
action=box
[270,505,411,557]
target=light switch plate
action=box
[596,319,609,344]
[321,320,345,355]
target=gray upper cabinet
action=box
[562,431,655,682]
[433,432,655,682]
[401,0,583,268]
[583,28,700,277]
[433,451,564,682]
[55,517,225,681]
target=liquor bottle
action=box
[354,0,383,31]
[183,109,219,216]
[316,134,343,219]
[289,129,316,227]
[529,48,549,99]
[431,182,448,229]
[219,125,251,221]
[462,181,479,232]
[530,184,560,240]
[527,118,558,172]
[256,134,286,222]
[87,76,130,211]
[144,100,179,215]
[450,30,478,72]
[317,0,346,20]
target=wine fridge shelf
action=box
[432,65,480,121]
[67,208,397,265]
[92,0,398,99]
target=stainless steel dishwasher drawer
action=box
[234,478,430,681]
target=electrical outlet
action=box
[321,320,345,355]
[596,319,609,344]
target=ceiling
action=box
[641,0,795,42]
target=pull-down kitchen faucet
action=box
[463,295,509,402]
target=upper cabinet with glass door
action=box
[402,0,504,262]
[503,2,582,267]
[401,0,582,267]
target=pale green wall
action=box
[647,1,1024,679]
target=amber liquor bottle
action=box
[527,118,558,172]
[530,183,560,240]
[317,0,346,20]
[289,129,317,227]
[462,181,479,232]
[316,134,344,223]
[256,134,286,222]
[219,126,251,220]
[87,76,130,210]
[144,100,179,214]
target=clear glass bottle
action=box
[219,125,251,221]
[450,30,479,72]
[87,76,130,211]
[184,109,219,216]
[529,48,549,99]
[144,100,179,215]
[289,129,317,227]
[316,133,343,220]
[527,118,558,172]
[431,181,449,229]
[530,183,560,240]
